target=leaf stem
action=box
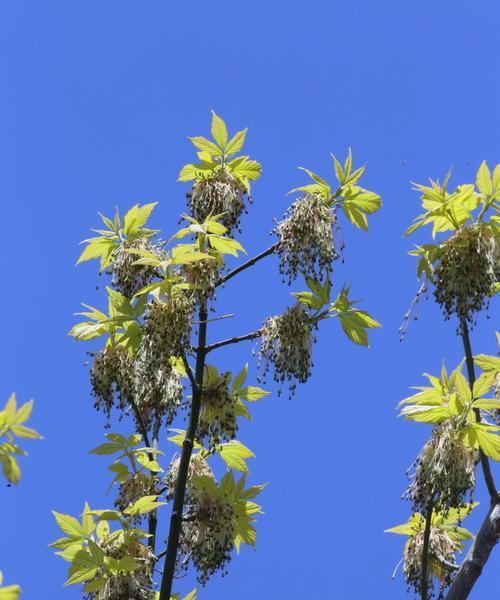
[460,319,498,501]
[158,303,208,600]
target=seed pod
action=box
[109,237,165,298]
[275,193,337,284]
[434,223,499,327]
[187,169,248,233]
[405,425,476,514]
[258,304,316,397]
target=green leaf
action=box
[188,136,221,156]
[238,386,270,402]
[219,441,255,473]
[342,202,368,231]
[476,161,492,196]
[83,578,107,593]
[124,495,167,516]
[225,129,247,156]
[474,354,500,372]
[123,203,158,237]
[90,442,122,455]
[210,111,228,149]
[52,512,86,539]
[231,364,248,393]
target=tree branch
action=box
[159,304,209,600]
[445,503,500,600]
[216,243,278,288]
[204,329,263,353]
[421,501,433,600]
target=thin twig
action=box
[216,243,278,288]
[128,395,158,552]
[181,350,198,393]
[204,328,263,353]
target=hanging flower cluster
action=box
[433,223,499,326]
[115,472,157,517]
[133,295,193,433]
[274,193,336,284]
[258,303,316,396]
[187,169,248,233]
[183,254,222,304]
[164,453,214,502]
[405,424,476,514]
[109,237,165,299]
[179,488,235,584]
[90,345,134,422]
[197,371,238,450]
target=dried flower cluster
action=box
[405,425,476,514]
[89,538,155,600]
[179,490,235,584]
[275,193,337,284]
[197,372,237,449]
[133,296,193,433]
[90,345,134,422]
[164,453,214,502]
[434,224,499,327]
[115,472,157,516]
[183,256,221,304]
[403,527,460,599]
[187,170,248,233]
[258,304,316,396]
[110,238,165,298]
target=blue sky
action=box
[1,1,499,598]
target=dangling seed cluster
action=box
[164,453,214,502]
[403,526,460,599]
[434,224,499,327]
[179,491,234,584]
[258,304,316,396]
[405,425,476,514]
[88,537,155,600]
[115,472,157,518]
[197,372,237,450]
[275,193,337,284]
[134,296,193,433]
[90,345,134,422]
[109,237,165,298]
[187,169,248,233]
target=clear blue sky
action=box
[1,1,499,598]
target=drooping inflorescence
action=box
[275,193,337,284]
[258,303,316,396]
[433,223,499,327]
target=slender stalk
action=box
[421,501,433,600]
[216,243,278,288]
[204,328,263,353]
[159,303,208,600]
[128,394,158,551]
[460,319,498,501]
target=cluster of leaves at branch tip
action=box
[387,505,476,599]
[179,111,261,233]
[274,149,381,284]
[388,343,500,596]
[404,161,500,331]
[0,395,41,600]
[64,111,383,597]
